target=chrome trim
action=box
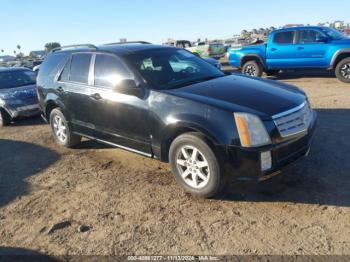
[272,102,306,120]
[74,132,152,158]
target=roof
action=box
[50,43,175,56]
[273,26,328,33]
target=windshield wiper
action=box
[168,75,225,89]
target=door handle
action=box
[271,48,277,51]
[297,47,305,50]
[57,86,64,93]
[90,93,102,100]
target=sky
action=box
[0,0,349,55]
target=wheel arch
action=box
[240,54,266,69]
[159,123,222,163]
[331,49,350,69]
[44,97,71,123]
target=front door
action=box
[294,29,330,68]
[89,53,151,155]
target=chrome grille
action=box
[273,102,313,138]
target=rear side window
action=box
[94,54,132,88]
[38,53,67,77]
[69,54,92,84]
[59,58,70,82]
[273,31,295,44]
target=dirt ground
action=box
[1,70,350,256]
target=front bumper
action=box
[6,104,40,119]
[224,111,317,181]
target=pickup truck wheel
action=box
[49,108,81,148]
[0,108,11,127]
[335,58,350,83]
[242,61,263,77]
[169,133,223,198]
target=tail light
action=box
[208,47,212,53]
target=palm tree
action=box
[17,45,21,52]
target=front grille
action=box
[273,102,313,138]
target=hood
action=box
[163,75,306,119]
[330,38,350,45]
[0,84,37,101]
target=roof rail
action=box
[103,41,151,45]
[50,44,98,53]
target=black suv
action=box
[37,43,317,198]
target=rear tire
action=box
[49,108,81,148]
[242,60,263,77]
[335,57,350,83]
[0,109,11,127]
[169,132,223,198]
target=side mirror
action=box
[316,35,328,43]
[113,79,141,97]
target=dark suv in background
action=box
[37,43,317,198]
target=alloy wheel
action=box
[176,145,210,189]
[340,63,350,79]
[244,65,257,76]
[53,115,67,143]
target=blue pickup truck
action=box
[227,26,350,83]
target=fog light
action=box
[261,151,272,172]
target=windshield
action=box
[127,49,224,90]
[0,70,36,89]
[321,28,346,40]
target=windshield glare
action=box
[0,70,36,89]
[128,49,224,90]
[321,28,346,40]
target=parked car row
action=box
[5,26,341,197]
[164,40,226,59]
[227,26,350,83]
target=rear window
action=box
[69,54,92,84]
[0,70,36,89]
[273,31,295,44]
[38,53,67,77]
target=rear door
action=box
[266,30,297,68]
[57,53,95,136]
[294,29,330,67]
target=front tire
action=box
[169,133,223,198]
[49,108,81,148]
[242,60,263,77]
[0,109,11,127]
[335,57,350,83]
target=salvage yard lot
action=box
[1,70,350,255]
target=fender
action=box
[44,92,71,121]
[330,48,350,69]
[240,54,267,69]
[155,111,240,162]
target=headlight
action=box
[234,113,271,147]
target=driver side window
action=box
[94,54,133,88]
[299,30,325,44]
